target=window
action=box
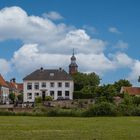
[35,93,39,96]
[65,91,69,96]
[65,82,70,88]
[34,83,39,90]
[27,83,32,90]
[57,91,62,96]
[58,82,62,87]
[50,82,54,88]
[42,82,46,88]
[50,91,54,97]
[27,93,32,99]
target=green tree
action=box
[9,93,15,103]
[72,72,100,92]
[17,94,23,102]
[114,79,132,93]
[95,84,117,102]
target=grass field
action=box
[0,116,140,140]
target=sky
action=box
[0,0,140,85]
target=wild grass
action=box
[0,116,139,140]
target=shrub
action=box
[117,103,136,116]
[73,91,94,99]
[9,93,15,103]
[17,94,23,102]
[45,96,53,101]
[35,97,42,103]
[133,96,140,106]
[83,102,117,116]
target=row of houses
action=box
[0,51,78,104]
[0,75,23,104]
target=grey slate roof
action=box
[23,68,73,81]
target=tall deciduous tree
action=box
[72,72,100,92]
[114,79,132,93]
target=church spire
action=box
[69,49,78,75]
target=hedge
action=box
[73,91,94,99]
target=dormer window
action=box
[50,73,54,76]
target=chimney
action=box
[12,78,16,83]
[40,67,44,72]
[59,67,62,71]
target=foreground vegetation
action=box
[0,116,139,140]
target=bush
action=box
[83,102,117,116]
[117,103,135,116]
[17,94,23,102]
[9,93,15,103]
[35,97,42,103]
[47,108,83,117]
[45,96,53,101]
[131,106,140,116]
[73,91,94,99]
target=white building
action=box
[0,74,9,104]
[23,68,74,103]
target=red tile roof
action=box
[6,81,16,89]
[121,87,140,95]
[0,74,8,87]
[17,83,23,92]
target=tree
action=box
[95,84,117,102]
[17,94,23,102]
[9,93,15,103]
[72,72,100,92]
[114,79,132,93]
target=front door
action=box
[42,91,46,101]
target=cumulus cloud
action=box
[0,6,140,83]
[0,6,106,54]
[0,59,11,75]
[128,60,140,81]
[108,27,121,34]
[114,40,128,50]
[83,25,97,34]
[42,11,64,20]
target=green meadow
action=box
[0,116,139,140]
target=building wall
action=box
[0,86,9,103]
[23,80,74,102]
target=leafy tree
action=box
[95,84,117,102]
[9,93,15,103]
[133,96,140,106]
[114,79,132,93]
[72,72,100,92]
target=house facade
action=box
[0,74,9,104]
[23,68,74,103]
[6,78,23,96]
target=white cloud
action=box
[110,52,133,67]
[0,6,106,55]
[11,44,133,78]
[0,59,11,75]
[42,11,64,20]
[108,27,121,34]
[114,40,128,50]
[83,25,97,34]
[128,60,140,81]
[0,6,140,84]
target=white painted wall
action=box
[23,80,74,102]
[0,86,9,103]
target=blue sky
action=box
[0,0,140,85]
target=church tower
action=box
[69,49,78,75]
